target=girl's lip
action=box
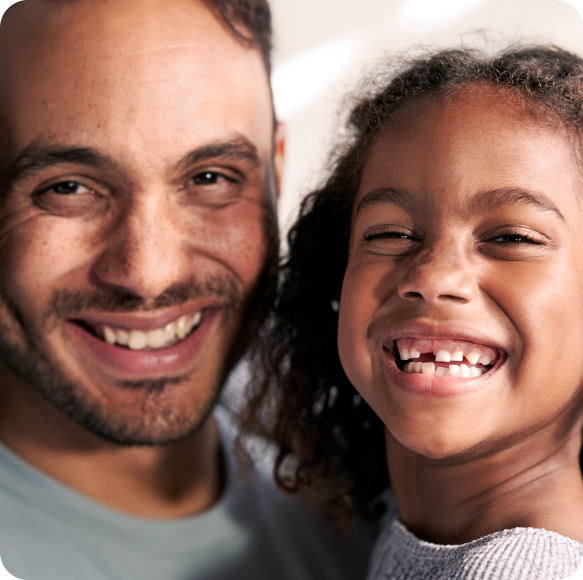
[65,307,221,379]
[383,344,506,396]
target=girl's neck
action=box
[386,422,583,545]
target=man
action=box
[0,1,375,578]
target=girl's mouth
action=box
[393,338,500,378]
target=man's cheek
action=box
[1,220,91,306]
[205,209,269,285]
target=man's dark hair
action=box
[240,44,583,527]
[206,0,273,75]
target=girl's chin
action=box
[380,398,501,461]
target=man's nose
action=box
[92,194,192,300]
[397,247,478,307]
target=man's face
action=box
[0,0,279,444]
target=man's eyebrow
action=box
[5,144,115,184]
[471,187,565,221]
[174,137,261,173]
[356,187,423,215]
[4,136,262,186]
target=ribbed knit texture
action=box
[367,492,583,580]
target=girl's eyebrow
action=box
[356,186,565,221]
[471,187,565,221]
[356,187,425,215]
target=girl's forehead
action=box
[356,91,583,215]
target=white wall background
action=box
[269,0,583,234]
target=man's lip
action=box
[70,303,220,332]
[380,320,506,353]
[65,308,220,378]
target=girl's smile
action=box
[338,88,583,461]
[383,332,504,396]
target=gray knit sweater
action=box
[367,491,583,580]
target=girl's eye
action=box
[489,233,540,244]
[42,181,95,196]
[362,226,420,256]
[364,230,414,241]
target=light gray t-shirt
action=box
[0,407,375,580]
[367,490,583,580]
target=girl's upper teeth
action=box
[396,337,499,377]
[397,338,497,363]
[100,311,203,350]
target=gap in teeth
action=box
[101,311,203,350]
[396,338,496,369]
[404,361,486,377]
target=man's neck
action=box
[0,377,223,519]
[386,420,583,545]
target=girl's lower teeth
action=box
[403,362,487,377]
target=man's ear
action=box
[273,121,286,200]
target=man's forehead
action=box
[1,0,239,53]
[0,0,274,162]
[0,0,269,98]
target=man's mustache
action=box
[46,275,243,319]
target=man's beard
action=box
[0,274,246,447]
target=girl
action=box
[244,46,583,579]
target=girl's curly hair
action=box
[240,44,583,527]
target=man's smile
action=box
[77,309,204,351]
[65,307,222,378]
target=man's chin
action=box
[0,334,223,447]
[44,373,221,447]
[74,392,219,447]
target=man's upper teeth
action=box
[101,311,203,350]
[396,338,498,367]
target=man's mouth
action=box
[74,310,204,351]
[394,338,500,378]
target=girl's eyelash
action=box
[363,230,414,241]
[488,232,542,244]
[363,229,544,245]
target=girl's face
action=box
[338,91,583,459]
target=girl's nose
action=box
[397,250,478,307]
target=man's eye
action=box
[192,172,226,185]
[43,181,95,196]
